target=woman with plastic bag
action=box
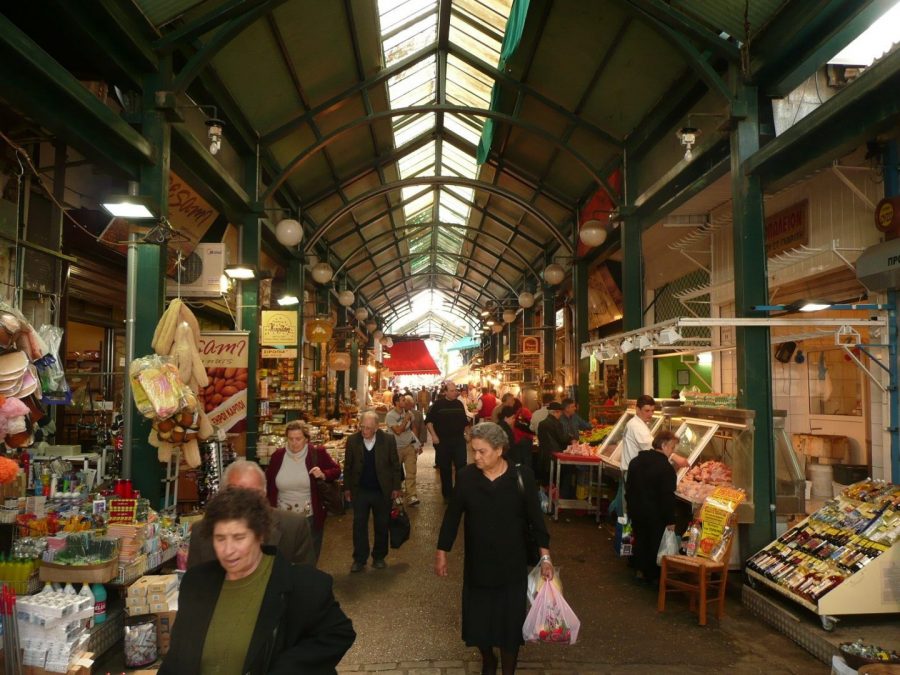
[435,422,552,675]
[625,430,678,584]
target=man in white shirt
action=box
[529,394,556,434]
[621,394,656,472]
[386,393,420,506]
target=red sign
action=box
[765,200,808,257]
[198,332,249,432]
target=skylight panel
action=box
[398,140,436,178]
[379,0,434,34]
[410,254,431,274]
[393,113,436,146]
[442,142,478,176]
[382,12,438,66]
[444,113,483,144]
[402,190,433,219]
[436,253,459,274]
[387,56,437,108]
[445,56,494,108]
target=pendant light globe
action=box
[274,218,303,247]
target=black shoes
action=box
[372,559,387,569]
[350,561,365,573]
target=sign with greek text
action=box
[261,311,298,346]
[765,200,808,257]
[198,331,249,431]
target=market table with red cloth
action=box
[551,452,603,522]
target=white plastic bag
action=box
[656,528,679,565]
[523,580,580,645]
[527,563,563,606]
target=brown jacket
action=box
[343,429,402,499]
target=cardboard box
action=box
[148,574,178,595]
[126,603,150,616]
[128,576,154,596]
[155,610,177,656]
[39,559,117,584]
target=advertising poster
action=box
[261,311,298,346]
[198,331,249,432]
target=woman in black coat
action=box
[160,489,355,674]
[625,430,678,584]
[435,422,553,675]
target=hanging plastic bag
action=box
[527,563,563,606]
[523,580,580,645]
[656,528,679,565]
[36,325,70,404]
[616,517,633,557]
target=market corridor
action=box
[318,445,826,674]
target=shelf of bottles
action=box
[745,480,899,617]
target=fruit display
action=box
[677,460,733,503]
[579,425,612,445]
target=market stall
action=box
[745,480,899,631]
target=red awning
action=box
[385,340,441,375]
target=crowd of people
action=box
[167,382,689,674]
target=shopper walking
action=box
[476,387,497,423]
[625,430,678,583]
[435,422,552,675]
[417,386,431,413]
[497,405,532,468]
[386,393,420,506]
[536,402,571,487]
[426,381,471,500]
[266,421,341,562]
[405,394,427,449]
[343,411,402,572]
[189,460,315,568]
[161,488,355,674]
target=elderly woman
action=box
[161,488,355,674]
[625,429,678,584]
[436,422,552,675]
[266,420,341,561]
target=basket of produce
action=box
[839,641,900,670]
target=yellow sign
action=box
[261,311,298,345]
[261,348,298,359]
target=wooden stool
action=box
[657,541,733,625]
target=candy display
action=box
[124,614,158,667]
[677,460,734,503]
[747,481,899,619]
[839,640,900,668]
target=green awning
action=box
[447,335,481,351]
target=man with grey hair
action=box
[187,459,316,568]
[344,411,402,572]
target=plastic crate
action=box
[0,570,41,595]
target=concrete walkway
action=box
[317,445,828,675]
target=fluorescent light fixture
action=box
[658,327,682,345]
[277,294,299,306]
[224,264,256,280]
[799,302,831,312]
[620,337,635,354]
[698,351,713,365]
[101,200,157,219]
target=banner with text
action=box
[198,331,249,432]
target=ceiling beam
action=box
[751,0,895,98]
[625,70,708,159]
[0,14,154,178]
[304,176,573,253]
[261,104,617,205]
[618,0,741,62]
[155,0,276,51]
[352,252,519,295]
[744,44,900,189]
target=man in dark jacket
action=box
[187,460,315,568]
[343,411,402,572]
[536,402,572,486]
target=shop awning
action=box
[446,335,480,351]
[385,340,441,376]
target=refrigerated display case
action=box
[773,410,806,515]
[596,409,666,472]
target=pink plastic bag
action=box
[522,580,581,645]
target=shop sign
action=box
[261,311,298,345]
[874,196,900,233]
[520,335,542,355]
[261,347,297,359]
[765,200,808,257]
[198,331,249,432]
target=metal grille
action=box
[654,269,710,342]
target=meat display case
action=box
[596,408,667,473]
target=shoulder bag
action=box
[515,464,541,566]
[312,446,345,516]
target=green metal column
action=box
[508,313,519,367]
[240,157,261,462]
[523,305,535,384]
[129,60,171,508]
[730,77,776,552]
[349,336,359,404]
[574,259,590,414]
[286,258,302,422]
[622,150,644,398]
[335,284,348,412]
[542,286,555,381]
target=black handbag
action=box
[312,447,345,516]
[389,502,411,548]
[515,465,541,566]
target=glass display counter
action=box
[673,406,755,523]
[597,409,666,472]
[773,410,806,515]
